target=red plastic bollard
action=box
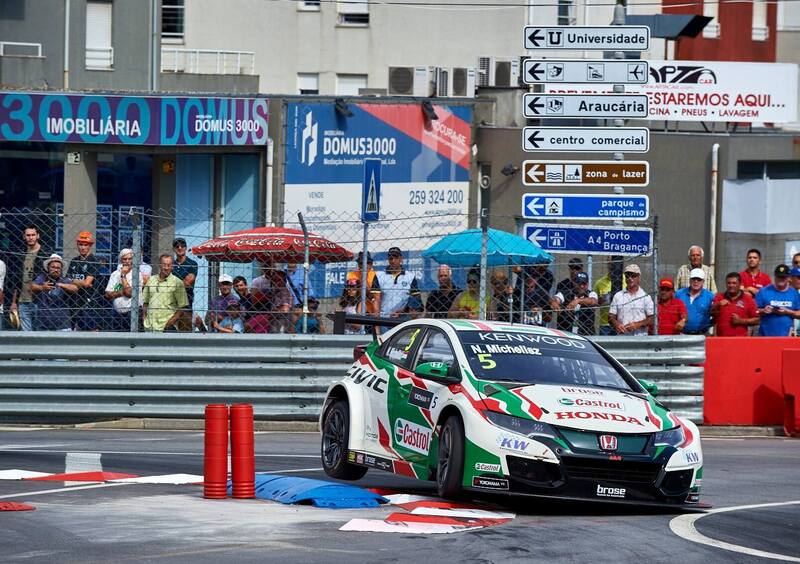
[230,403,255,499]
[204,404,229,499]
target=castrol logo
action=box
[394,418,432,455]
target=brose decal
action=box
[596,485,626,498]
[472,476,509,490]
[394,418,432,454]
[475,462,502,473]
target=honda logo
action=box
[599,435,617,451]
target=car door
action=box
[388,328,456,464]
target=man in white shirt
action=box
[105,248,144,331]
[609,263,654,336]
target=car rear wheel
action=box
[321,400,368,480]
[437,415,465,498]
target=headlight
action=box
[486,411,558,439]
[653,426,685,447]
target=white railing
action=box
[752,26,770,41]
[0,41,43,57]
[85,46,114,69]
[161,48,255,75]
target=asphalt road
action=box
[1,428,798,564]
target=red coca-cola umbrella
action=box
[191,226,354,263]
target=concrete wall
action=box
[0,0,66,88]
[158,72,259,94]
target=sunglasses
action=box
[467,278,479,284]
[624,272,639,277]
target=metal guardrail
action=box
[0,333,705,423]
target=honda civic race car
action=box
[320,319,703,506]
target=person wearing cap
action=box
[171,237,198,332]
[556,257,584,297]
[30,254,78,331]
[105,248,145,331]
[339,278,376,334]
[345,251,381,313]
[711,272,759,337]
[675,268,715,335]
[739,248,771,298]
[755,264,800,336]
[205,274,240,332]
[656,279,687,335]
[141,253,188,332]
[609,264,654,336]
[425,265,460,319]
[375,247,421,320]
[593,255,624,336]
[66,231,102,331]
[9,224,50,331]
[675,245,717,293]
[550,271,598,335]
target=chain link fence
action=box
[2,205,792,336]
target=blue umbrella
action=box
[422,228,553,267]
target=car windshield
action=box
[458,330,633,390]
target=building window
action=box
[702,0,720,38]
[299,0,321,11]
[162,0,185,42]
[737,160,800,179]
[752,0,769,40]
[557,0,575,25]
[297,73,319,95]
[85,1,113,69]
[336,74,367,95]
[338,0,369,25]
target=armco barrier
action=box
[704,337,800,425]
[0,332,704,422]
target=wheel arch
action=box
[319,384,350,432]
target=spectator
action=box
[339,278,376,334]
[551,271,598,335]
[269,270,293,333]
[171,238,198,332]
[449,269,488,319]
[739,248,771,298]
[675,245,717,292]
[252,261,272,295]
[66,231,102,331]
[556,257,583,296]
[756,264,800,336]
[593,255,624,336]
[711,272,759,337]
[791,267,800,336]
[0,256,5,331]
[609,264,654,336]
[9,224,49,331]
[141,254,188,332]
[375,247,421,319]
[31,254,78,331]
[346,251,381,314]
[294,297,325,334]
[206,274,240,332]
[217,303,245,334]
[514,271,552,326]
[105,248,144,331]
[675,268,715,335]
[425,265,460,319]
[656,278,687,335]
[232,275,254,322]
[793,253,800,270]
[285,263,313,308]
[488,269,514,322]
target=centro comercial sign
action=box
[0,91,269,146]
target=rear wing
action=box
[330,312,403,339]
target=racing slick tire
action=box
[321,400,368,480]
[437,414,465,499]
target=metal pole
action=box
[63,0,70,89]
[361,223,369,316]
[652,214,659,334]
[297,212,309,334]
[479,222,488,321]
[130,210,141,333]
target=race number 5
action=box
[477,353,496,370]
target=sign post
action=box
[522,160,649,186]
[522,193,649,221]
[524,223,653,256]
[522,127,649,153]
[523,59,649,84]
[523,94,648,119]
[361,159,381,314]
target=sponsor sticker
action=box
[596,484,626,498]
[555,411,643,426]
[345,366,387,393]
[348,451,356,463]
[356,453,364,464]
[558,397,624,410]
[684,450,700,464]
[394,418,432,454]
[561,387,604,396]
[475,462,502,473]
[408,387,434,410]
[472,476,510,490]
[496,433,531,453]
[361,453,393,471]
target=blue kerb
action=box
[226,475,388,509]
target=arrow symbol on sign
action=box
[527,131,543,149]
[527,63,543,81]
[527,29,544,47]
[527,97,543,115]
[526,197,544,216]
[528,229,546,246]
[525,164,544,183]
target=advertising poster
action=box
[284,102,473,297]
[545,60,798,123]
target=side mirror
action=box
[415,362,459,382]
[638,379,659,397]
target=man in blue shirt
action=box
[675,268,715,335]
[756,264,800,336]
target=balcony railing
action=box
[0,42,43,57]
[86,46,114,69]
[161,48,255,75]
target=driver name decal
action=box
[470,344,541,356]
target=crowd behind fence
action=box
[0,207,798,337]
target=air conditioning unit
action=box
[388,66,434,96]
[436,67,450,97]
[450,67,476,97]
[477,57,520,87]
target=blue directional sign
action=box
[522,194,649,221]
[524,223,653,256]
[361,158,381,222]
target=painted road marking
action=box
[0,483,128,499]
[670,500,800,562]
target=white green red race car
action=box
[320,319,703,506]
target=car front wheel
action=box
[437,415,465,498]
[321,400,368,480]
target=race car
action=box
[320,319,703,506]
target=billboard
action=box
[545,60,798,123]
[284,102,473,297]
[0,92,268,145]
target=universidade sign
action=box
[524,25,650,51]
